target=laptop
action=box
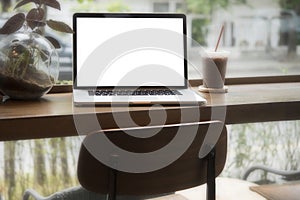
[73,13,206,106]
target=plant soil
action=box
[0,67,53,99]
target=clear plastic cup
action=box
[201,50,230,89]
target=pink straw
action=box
[214,24,225,52]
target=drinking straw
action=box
[214,23,225,52]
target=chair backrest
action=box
[77,121,227,196]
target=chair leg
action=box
[206,148,216,200]
[107,169,117,200]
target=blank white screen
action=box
[76,17,185,87]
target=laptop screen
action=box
[73,13,187,88]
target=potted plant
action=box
[0,0,73,100]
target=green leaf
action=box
[46,20,74,33]
[26,8,45,29]
[15,0,61,10]
[14,0,40,10]
[45,36,61,49]
[0,13,25,34]
[43,0,61,10]
[28,21,46,30]
[27,8,45,21]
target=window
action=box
[175,2,184,12]
[1,0,299,81]
[153,2,169,12]
[152,1,184,13]
[0,2,299,199]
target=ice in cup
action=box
[201,50,229,89]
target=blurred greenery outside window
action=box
[153,2,169,12]
[191,18,209,46]
[1,0,300,82]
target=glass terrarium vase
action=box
[0,31,59,100]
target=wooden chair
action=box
[77,121,227,200]
[23,121,265,200]
[243,164,300,183]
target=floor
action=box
[145,177,266,200]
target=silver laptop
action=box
[73,13,206,106]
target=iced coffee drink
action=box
[201,51,229,89]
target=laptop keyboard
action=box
[89,89,182,96]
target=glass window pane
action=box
[176,3,184,12]
[1,0,299,81]
[153,2,169,12]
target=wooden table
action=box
[1,82,300,141]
